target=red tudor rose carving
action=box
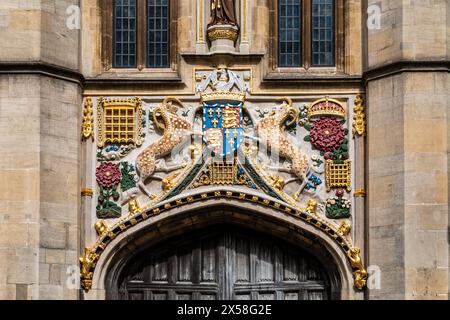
[96,162,122,188]
[310,117,345,152]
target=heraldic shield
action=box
[202,101,244,157]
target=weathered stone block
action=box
[45,249,66,265]
[6,248,39,285]
[40,221,67,250]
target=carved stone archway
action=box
[83,196,361,300]
[110,224,337,300]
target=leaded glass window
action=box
[278,0,302,67]
[312,0,335,66]
[147,0,170,68]
[110,0,172,70]
[113,0,137,68]
[276,0,338,69]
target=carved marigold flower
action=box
[310,117,345,152]
[96,162,121,188]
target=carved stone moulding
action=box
[80,190,367,292]
[207,24,239,42]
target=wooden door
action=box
[230,232,330,300]
[116,227,331,300]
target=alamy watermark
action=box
[66,265,80,290]
[66,5,81,30]
[367,3,382,30]
[367,265,382,290]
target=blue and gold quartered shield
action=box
[203,102,244,156]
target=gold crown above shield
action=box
[308,98,346,120]
[201,90,246,103]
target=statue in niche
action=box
[208,0,238,27]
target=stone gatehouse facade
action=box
[0,0,449,300]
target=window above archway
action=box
[101,0,177,71]
[270,0,344,72]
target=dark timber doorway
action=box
[111,226,335,300]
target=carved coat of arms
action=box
[203,101,244,156]
[198,68,246,157]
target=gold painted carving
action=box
[97,97,143,148]
[325,160,352,192]
[94,220,109,237]
[353,94,366,138]
[196,172,211,186]
[354,189,366,198]
[81,188,94,197]
[347,247,368,290]
[305,199,318,216]
[201,91,245,103]
[207,26,239,42]
[338,221,352,237]
[162,172,180,192]
[198,0,204,42]
[82,98,94,141]
[270,175,285,192]
[209,160,237,185]
[222,107,240,128]
[308,97,346,120]
[128,197,142,215]
[80,247,99,291]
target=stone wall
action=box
[0,74,81,300]
[0,0,81,300]
[0,0,80,68]
[367,0,449,67]
[0,74,41,300]
[366,0,450,299]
